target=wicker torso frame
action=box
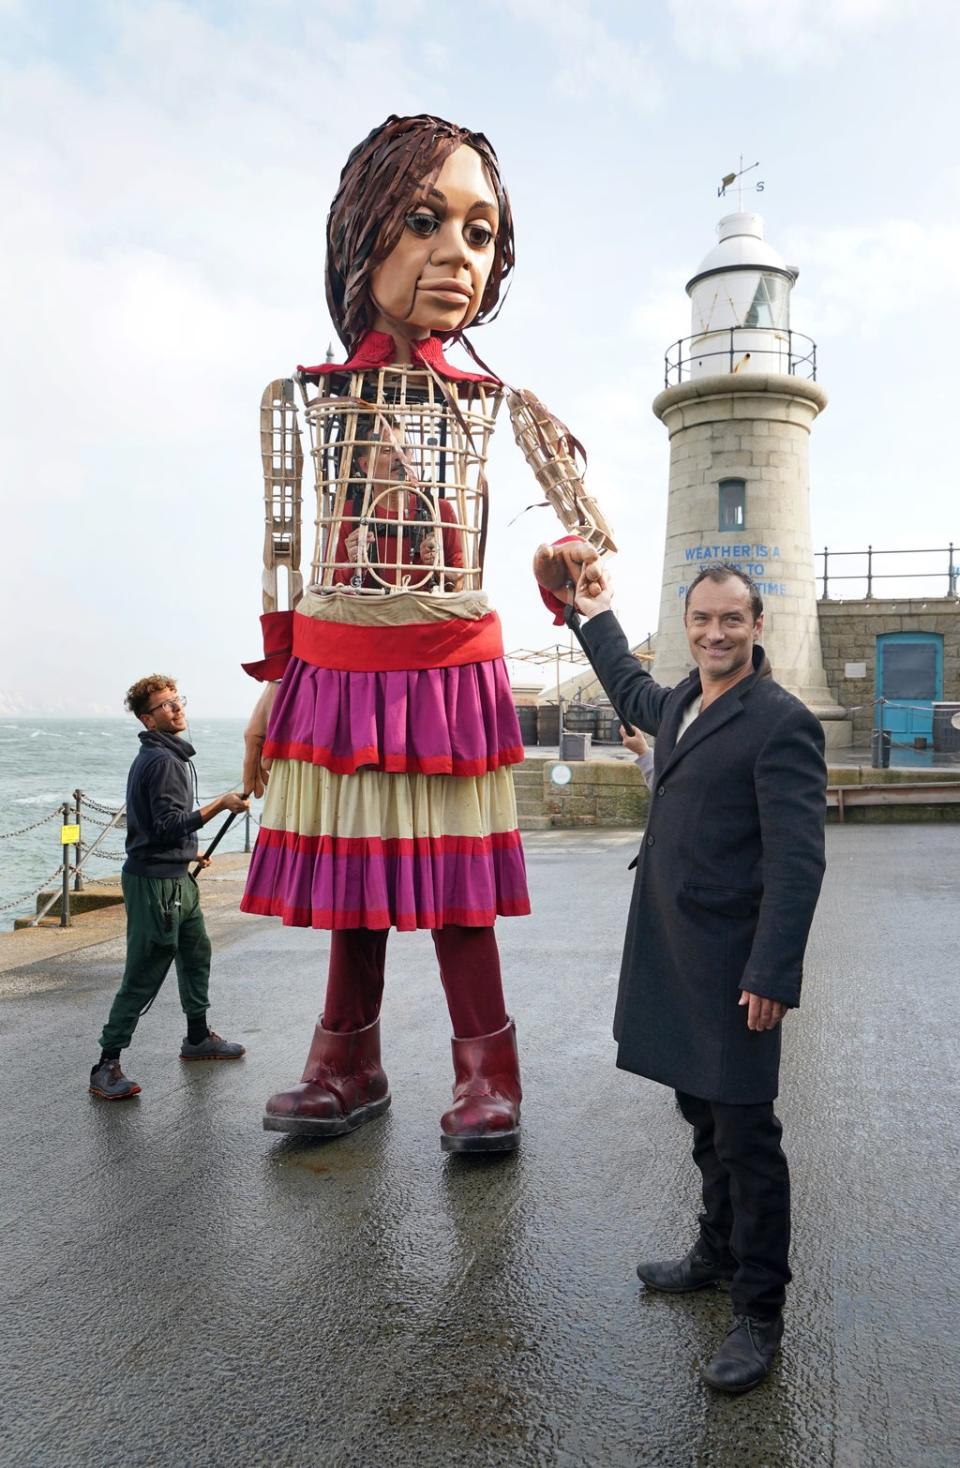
[256,361,617,615]
[296,365,502,596]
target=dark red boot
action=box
[263,1016,390,1137]
[440,1019,521,1154]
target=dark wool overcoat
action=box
[582,614,827,1104]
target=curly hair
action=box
[124,674,177,718]
[326,114,515,354]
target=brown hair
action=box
[326,114,515,353]
[684,566,764,622]
[124,674,177,718]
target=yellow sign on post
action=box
[61,824,80,845]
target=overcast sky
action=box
[2,0,959,715]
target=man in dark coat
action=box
[534,549,826,1394]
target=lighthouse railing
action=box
[818,544,958,601]
[663,328,817,387]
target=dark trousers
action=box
[675,1090,791,1320]
[322,925,507,1038]
[99,872,211,1051]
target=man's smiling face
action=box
[684,575,762,683]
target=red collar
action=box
[298,331,500,386]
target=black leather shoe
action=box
[701,1313,784,1393]
[89,1059,141,1100]
[636,1245,735,1293]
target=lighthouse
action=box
[651,206,850,746]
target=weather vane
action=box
[718,156,765,207]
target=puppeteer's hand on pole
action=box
[533,539,605,604]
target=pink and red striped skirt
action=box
[240,590,530,931]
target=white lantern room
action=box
[683,212,802,380]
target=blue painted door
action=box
[875,633,942,743]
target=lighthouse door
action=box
[875,633,942,745]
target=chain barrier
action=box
[0,807,64,841]
[0,864,65,912]
[79,794,125,817]
[87,847,128,862]
[78,809,127,829]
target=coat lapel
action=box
[656,646,769,781]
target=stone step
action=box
[518,814,552,831]
[31,888,125,917]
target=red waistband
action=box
[291,609,505,671]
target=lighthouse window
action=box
[744,273,789,329]
[719,478,746,530]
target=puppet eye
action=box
[405,211,439,238]
[465,223,494,248]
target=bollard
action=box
[73,788,83,891]
[60,802,72,927]
[870,729,891,770]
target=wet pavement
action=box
[1,826,958,1467]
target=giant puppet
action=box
[239,115,613,1153]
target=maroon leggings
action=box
[322,925,507,1039]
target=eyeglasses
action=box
[145,696,188,715]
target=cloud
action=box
[669,0,911,68]
[783,218,960,340]
[500,0,663,109]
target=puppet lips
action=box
[418,279,472,300]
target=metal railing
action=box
[664,328,817,387]
[818,544,958,600]
[2,790,259,928]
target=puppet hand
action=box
[243,685,277,799]
[739,991,787,1031]
[345,527,371,563]
[533,539,603,602]
[418,533,436,565]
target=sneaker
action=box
[179,1030,246,1061]
[89,1059,141,1100]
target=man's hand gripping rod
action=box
[190,796,252,880]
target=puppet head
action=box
[326,114,515,354]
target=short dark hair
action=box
[684,565,763,622]
[325,114,515,353]
[125,674,177,718]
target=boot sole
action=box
[701,1355,778,1393]
[636,1270,734,1294]
[441,1128,520,1154]
[179,1053,246,1062]
[262,1093,391,1137]
[88,1085,141,1100]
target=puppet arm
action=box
[242,378,305,681]
[509,389,616,555]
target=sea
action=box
[0,718,257,926]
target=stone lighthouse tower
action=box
[651,208,850,746]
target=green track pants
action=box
[98,872,211,1052]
